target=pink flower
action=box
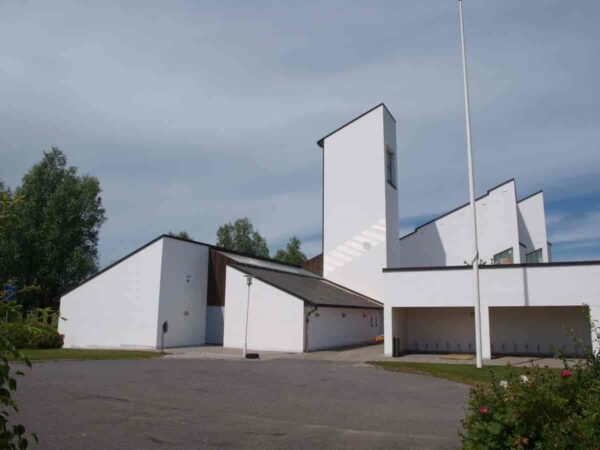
[561,370,572,379]
[479,406,489,415]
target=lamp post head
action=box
[244,275,253,287]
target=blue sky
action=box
[1,1,599,267]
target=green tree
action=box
[167,230,191,240]
[0,148,106,307]
[274,237,307,266]
[216,217,269,258]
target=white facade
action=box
[223,265,383,353]
[397,179,553,267]
[306,306,383,351]
[60,236,212,349]
[156,237,209,348]
[60,239,164,349]
[321,104,399,301]
[59,102,599,359]
[517,192,551,263]
[383,263,600,356]
[223,265,305,352]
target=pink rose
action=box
[561,370,572,379]
[479,406,489,415]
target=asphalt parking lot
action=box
[15,358,468,449]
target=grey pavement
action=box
[15,358,468,449]
[165,343,574,368]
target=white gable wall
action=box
[157,237,209,348]
[398,180,521,267]
[59,239,164,348]
[223,265,305,352]
[517,193,550,262]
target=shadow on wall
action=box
[398,223,447,267]
[517,208,534,255]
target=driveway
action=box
[15,358,467,449]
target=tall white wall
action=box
[157,237,209,348]
[306,307,383,351]
[223,266,305,352]
[322,105,398,300]
[60,239,164,349]
[517,193,550,262]
[398,180,521,267]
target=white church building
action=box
[59,103,600,358]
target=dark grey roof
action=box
[229,263,383,310]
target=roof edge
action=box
[517,189,543,203]
[317,103,395,149]
[384,259,600,272]
[60,233,304,299]
[228,262,383,308]
[399,178,516,242]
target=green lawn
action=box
[9,348,163,362]
[368,361,561,386]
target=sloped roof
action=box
[229,262,383,310]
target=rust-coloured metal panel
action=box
[303,254,323,276]
[207,249,231,306]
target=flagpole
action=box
[458,0,483,369]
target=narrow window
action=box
[370,317,373,327]
[493,247,514,265]
[385,146,396,188]
[526,248,543,264]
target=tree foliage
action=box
[0,301,38,449]
[0,148,106,307]
[167,231,191,240]
[274,237,307,266]
[216,218,269,258]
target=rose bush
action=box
[461,315,600,449]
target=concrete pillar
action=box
[590,305,600,356]
[384,306,393,356]
[481,305,492,360]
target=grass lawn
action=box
[9,348,163,362]
[368,361,561,386]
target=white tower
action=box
[318,103,399,300]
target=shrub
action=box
[0,303,38,448]
[461,314,600,449]
[0,323,63,349]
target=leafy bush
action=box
[0,309,38,448]
[461,314,600,449]
[0,323,63,350]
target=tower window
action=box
[385,147,396,188]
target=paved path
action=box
[166,343,574,368]
[15,358,467,449]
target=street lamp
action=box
[458,0,484,369]
[243,275,253,358]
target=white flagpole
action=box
[458,0,483,369]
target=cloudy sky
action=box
[1,0,599,267]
